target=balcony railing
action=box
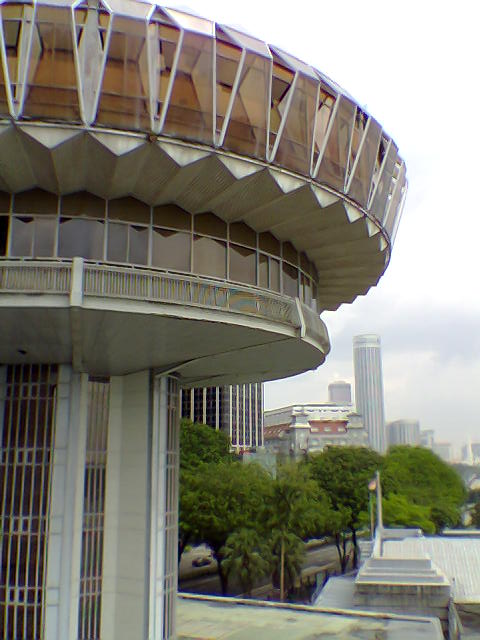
[0,260,328,349]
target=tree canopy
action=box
[180,418,233,470]
[306,446,383,569]
[383,446,466,532]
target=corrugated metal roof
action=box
[383,537,480,603]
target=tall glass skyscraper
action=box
[181,384,263,451]
[353,335,386,452]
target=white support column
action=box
[101,371,179,640]
[101,371,151,640]
[149,375,180,640]
[44,367,89,640]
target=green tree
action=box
[221,529,272,597]
[179,419,234,559]
[383,446,466,533]
[265,463,324,600]
[382,493,435,534]
[184,461,271,594]
[270,531,305,597]
[180,418,233,470]
[307,446,383,569]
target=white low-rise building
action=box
[264,403,368,457]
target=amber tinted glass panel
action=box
[150,22,179,128]
[275,74,317,175]
[223,52,269,159]
[108,197,150,223]
[3,4,34,109]
[14,189,57,215]
[258,231,280,256]
[229,244,256,284]
[23,6,80,121]
[215,38,242,137]
[61,192,105,219]
[58,218,104,259]
[313,89,335,168]
[152,228,190,271]
[193,213,227,239]
[153,205,191,231]
[348,117,381,208]
[371,143,399,223]
[385,163,406,238]
[96,15,149,129]
[163,32,213,143]
[317,97,355,192]
[269,60,294,153]
[282,262,298,297]
[193,235,226,278]
[0,26,9,116]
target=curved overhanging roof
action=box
[0,0,407,310]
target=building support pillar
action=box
[101,371,180,640]
[44,367,89,640]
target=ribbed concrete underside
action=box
[0,122,389,311]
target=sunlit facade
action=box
[0,2,406,639]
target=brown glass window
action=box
[152,228,190,272]
[229,244,256,285]
[129,225,148,265]
[258,231,280,256]
[282,262,298,297]
[193,236,226,278]
[10,217,56,258]
[193,213,227,239]
[153,205,191,231]
[258,253,268,289]
[58,218,104,260]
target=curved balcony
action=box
[0,258,330,384]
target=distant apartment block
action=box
[328,380,352,405]
[181,384,263,450]
[387,419,421,447]
[433,442,454,463]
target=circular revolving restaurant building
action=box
[0,2,407,639]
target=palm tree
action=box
[221,529,272,597]
[269,530,305,598]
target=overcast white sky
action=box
[165,0,480,450]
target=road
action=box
[179,542,341,597]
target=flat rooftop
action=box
[177,594,443,639]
